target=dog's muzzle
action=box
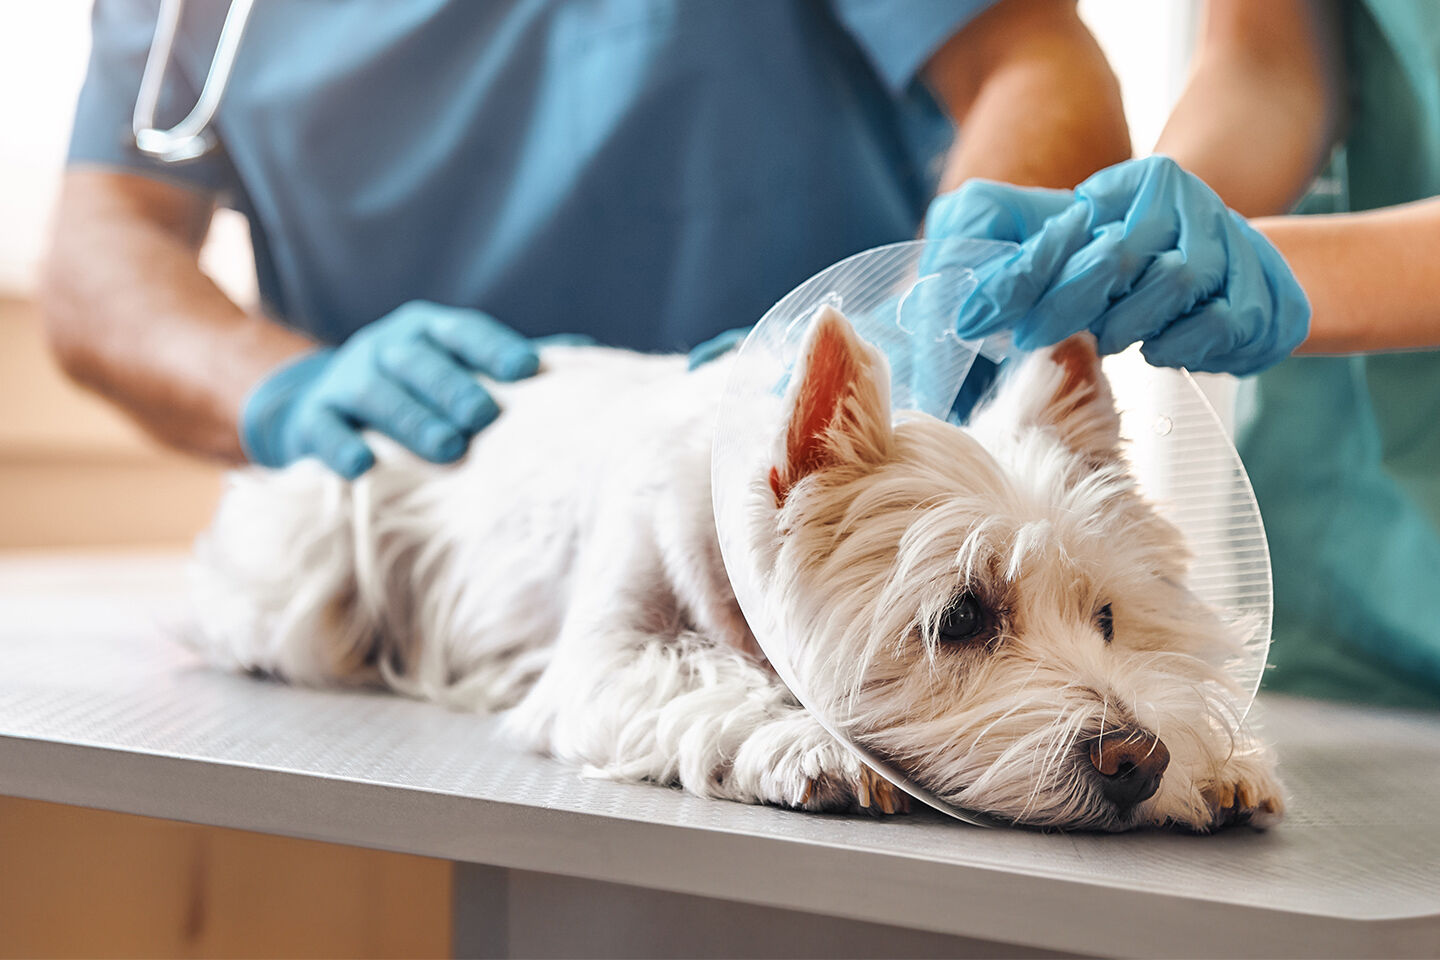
[1084,727,1170,811]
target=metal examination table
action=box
[2,553,1438,959]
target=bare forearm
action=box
[1155,0,1341,217]
[1256,200,1440,354]
[1157,57,1335,217]
[927,0,1130,192]
[42,170,312,462]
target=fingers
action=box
[1143,217,1309,375]
[345,378,468,463]
[956,199,1096,340]
[925,180,1073,244]
[1230,218,1313,365]
[1075,155,1182,225]
[301,408,376,479]
[923,181,1072,279]
[1004,158,1223,352]
[1086,227,1226,356]
[1019,221,1131,347]
[1177,300,1279,375]
[298,302,542,471]
[940,161,1192,349]
[1083,250,1190,355]
[375,336,499,432]
[417,303,540,380]
[1138,298,1244,371]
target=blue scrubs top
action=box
[70,0,994,351]
[1238,0,1440,708]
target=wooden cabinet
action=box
[0,798,451,959]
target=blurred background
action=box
[0,1,1194,956]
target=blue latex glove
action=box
[917,186,1071,418]
[924,179,1074,254]
[926,157,1311,376]
[241,301,541,479]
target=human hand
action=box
[240,301,541,478]
[925,157,1311,375]
[924,179,1074,252]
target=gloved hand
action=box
[240,301,541,479]
[920,179,1072,326]
[924,179,1074,254]
[688,327,750,369]
[924,157,1311,375]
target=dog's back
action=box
[187,345,740,699]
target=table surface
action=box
[2,552,1438,959]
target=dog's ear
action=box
[981,333,1121,463]
[770,305,893,505]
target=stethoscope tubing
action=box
[132,0,256,164]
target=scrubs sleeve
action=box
[828,0,1000,93]
[68,0,237,195]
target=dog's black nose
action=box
[1085,727,1170,811]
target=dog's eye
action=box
[1096,603,1114,644]
[938,593,987,644]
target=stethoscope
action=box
[132,0,256,164]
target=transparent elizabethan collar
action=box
[710,238,1273,825]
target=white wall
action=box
[1079,0,1198,155]
[0,0,255,304]
[0,2,93,296]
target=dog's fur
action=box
[189,308,1282,830]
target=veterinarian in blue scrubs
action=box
[47,0,1129,477]
[927,0,1440,707]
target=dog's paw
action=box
[1199,753,1285,830]
[800,765,911,816]
[848,765,912,816]
[728,713,912,816]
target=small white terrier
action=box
[189,307,1283,831]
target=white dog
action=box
[188,307,1283,831]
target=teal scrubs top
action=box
[68,0,994,351]
[1239,0,1440,707]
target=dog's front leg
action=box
[507,620,906,813]
[502,500,906,814]
[725,705,911,814]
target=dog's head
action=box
[758,306,1251,831]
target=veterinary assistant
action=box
[44,0,1128,478]
[928,0,1440,708]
